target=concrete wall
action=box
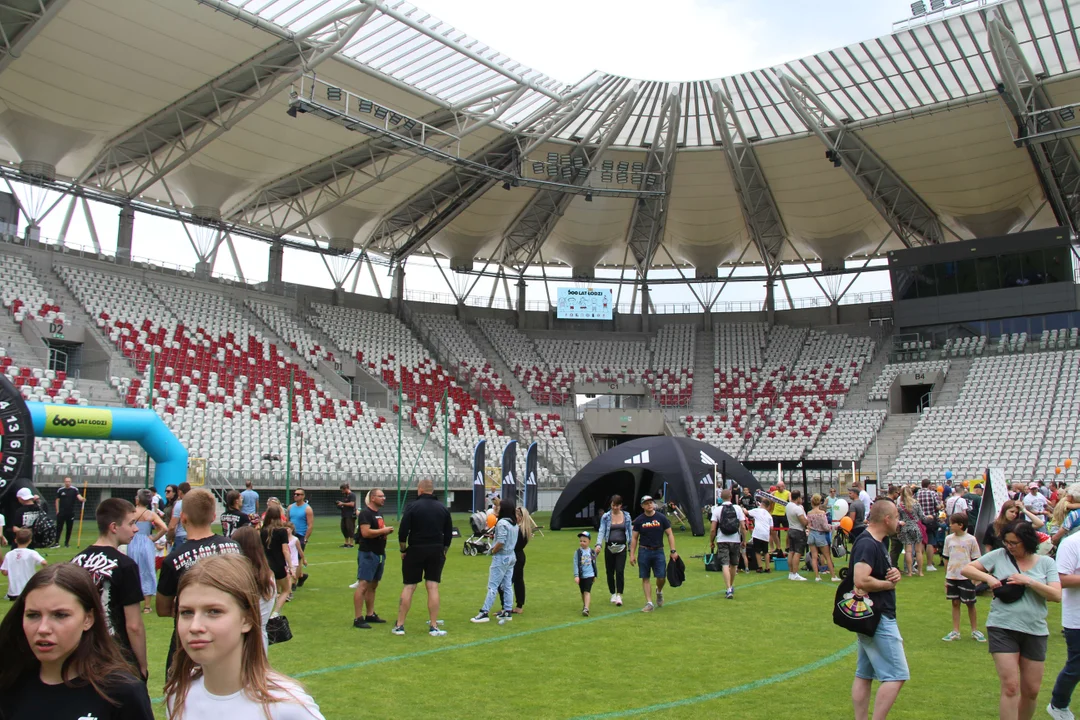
[581,408,667,436]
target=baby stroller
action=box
[832,526,851,579]
[462,511,494,556]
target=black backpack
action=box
[718,504,740,536]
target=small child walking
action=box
[286,524,306,600]
[942,512,986,642]
[574,531,598,616]
[1,528,47,600]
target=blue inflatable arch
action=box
[28,403,189,495]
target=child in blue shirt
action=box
[574,531,598,616]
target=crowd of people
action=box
[6,473,1080,719]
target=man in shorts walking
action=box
[629,496,678,612]
[851,498,908,720]
[709,489,746,599]
[393,479,453,636]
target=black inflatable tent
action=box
[550,436,761,536]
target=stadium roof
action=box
[0,0,1078,280]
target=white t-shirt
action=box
[170,674,324,719]
[710,502,746,543]
[1,547,45,597]
[747,508,773,542]
[288,536,300,568]
[786,502,808,532]
[1023,492,1048,514]
[859,490,872,509]
[945,495,969,517]
[1058,532,1080,630]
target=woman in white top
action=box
[165,554,323,719]
[231,526,277,652]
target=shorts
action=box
[787,529,808,555]
[402,544,446,585]
[987,626,1048,662]
[578,576,595,594]
[752,538,770,556]
[715,542,741,567]
[855,616,910,683]
[356,550,385,583]
[945,578,976,605]
[808,530,831,547]
[772,514,789,529]
[637,548,666,580]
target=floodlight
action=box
[617,161,629,172]
[389,113,403,125]
[631,174,642,185]
[601,171,613,182]
[617,173,628,183]
[561,166,572,178]
[402,119,417,131]
[930,0,944,10]
[1037,112,1052,130]
[632,162,644,173]
[547,164,558,176]
[1061,107,1076,122]
[572,156,584,168]
[374,106,388,120]
[327,87,342,102]
[910,1,926,15]
[533,162,546,174]
[547,152,559,163]
[602,160,613,171]
[561,154,571,166]
[358,99,373,113]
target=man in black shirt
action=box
[851,497,908,719]
[11,487,46,548]
[392,479,452,636]
[53,477,83,548]
[71,498,147,679]
[156,488,241,670]
[337,482,358,548]
[353,488,393,629]
[629,496,679,613]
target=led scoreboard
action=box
[556,287,612,320]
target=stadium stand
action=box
[1,253,64,325]
[1034,350,1080,484]
[477,318,572,406]
[869,360,951,401]
[646,324,694,407]
[246,299,335,368]
[806,409,887,461]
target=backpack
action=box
[718,504,740,536]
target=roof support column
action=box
[117,204,135,264]
[640,282,650,333]
[390,262,405,318]
[267,240,284,292]
[779,73,944,248]
[517,278,527,330]
[765,279,775,327]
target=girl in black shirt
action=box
[0,564,153,720]
[260,505,291,617]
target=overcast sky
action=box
[27,0,921,306]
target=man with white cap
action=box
[1024,482,1050,518]
[629,495,679,613]
[11,487,44,547]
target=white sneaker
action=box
[791,574,808,582]
[610,594,618,604]
[348,581,359,589]
[1046,702,1074,720]
[815,576,822,582]
[926,564,938,572]
[615,594,623,607]
[831,576,842,582]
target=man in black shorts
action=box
[337,482,357,548]
[392,479,452,637]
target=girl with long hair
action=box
[164,554,323,719]
[470,499,519,625]
[509,507,534,613]
[232,526,277,651]
[897,486,927,576]
[0,564,154,719]
[259,505,291,617]
[131,488,168,613]
[806,494,840,582]
[985,500,1045,552]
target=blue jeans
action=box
[855,616,910,682]
[480,555,516,613]
[637,548,666,580]
[1052,627,1080,709]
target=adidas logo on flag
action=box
[700,451,717,465]
[527,472,536,486]
[624,450,650,465]
[505,472,515,485]
[474,472,483,486]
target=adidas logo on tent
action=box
[700,475,713,485]
[624,450,650,465]
[700,450,717,466]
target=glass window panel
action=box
[956,259,978,294]
[895,266,920,300]
[1045,313,1068,331]
[976,255,1000,291]
[935,261,959,296]
[1029,316,1043,334]
[1020,249,1046,285]
[1044,246,1070,283]
[999,253,1023,288]
[913,264,938,298]
[987,320,1001,337]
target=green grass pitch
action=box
[1,514,1070,718]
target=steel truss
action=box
[626,87,681,277]
[709,82,787,275]
[988,14,1080,236]
[77,5,376,198]
[779,73,945,248]
[498,80,641,271]
[0,0,69,74]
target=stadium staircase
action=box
[929,356,972,406]
[690,327,714,410]
[463,322,535,408]
[862,413,921,481]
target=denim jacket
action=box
[597,510,630,547]
[492,518,518,557]
[573,547,597,578]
